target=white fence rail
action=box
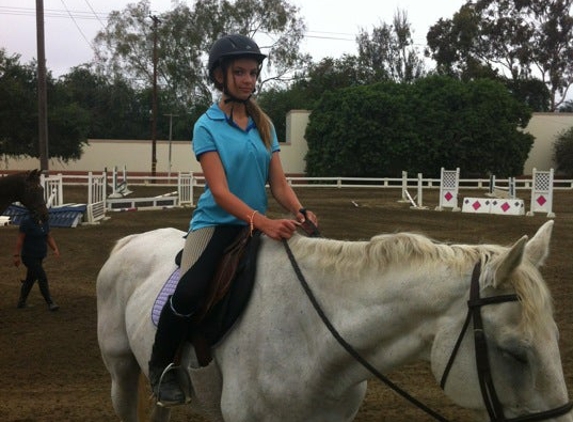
[4,172,573,191]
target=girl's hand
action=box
[256,215,299,240]
[296,208,318,226]
[295,208,320,237]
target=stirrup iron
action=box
[156,363,192,407]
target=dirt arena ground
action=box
[1,186,572,421]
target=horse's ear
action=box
[27,169,41,183]
[489,235,527,288]
[524,220,553,268]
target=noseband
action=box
[440,261,573,422]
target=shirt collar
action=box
[205,103,255,131]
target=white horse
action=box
[97,220,572,422]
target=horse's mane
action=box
[509,262,554,337]
[290,231,553,337]
[290,231,483,275]
[0,170,39,181]
[0,171,25,185]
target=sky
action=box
[0,0,465,77]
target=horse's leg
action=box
[106,354,143,422]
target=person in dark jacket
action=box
[13,215,60,311]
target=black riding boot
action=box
[148,296,192,407]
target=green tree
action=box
[553,126,573,177]
[93,0,309,113]
[0,50,88,161]
[258,55,375,142]
[559,100,573,112]
[60,66,145,140]
[357,9,426,83]
[259,10,426,141]
[0,50,37,156]
[426,0,573,111]
[60,65,209,141]
[305,76,533,178]
[257,86,310,143]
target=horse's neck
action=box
[0,201,10,215]
[296,254,464,377]
[0,177,17,214]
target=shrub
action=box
[553,126,573,177]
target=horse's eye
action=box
[501,347,528,365]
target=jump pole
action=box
[398,171,410,203]
[406,173,428,210]
[486,175,516,199]
[108,165,132,198]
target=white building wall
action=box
[281,110,309,174]
[522,113,573,175]
[2,112,571,176]
[1,139,202,174]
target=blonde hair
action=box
[246,98,272,150]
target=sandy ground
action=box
[1,186,572,421]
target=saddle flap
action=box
[196,227,252,321]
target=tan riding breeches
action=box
[180,227,215,275]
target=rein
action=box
[282,230,450,422]
[283,234,572,422]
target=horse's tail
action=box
[109,233,139,256]
[137,372,149,420]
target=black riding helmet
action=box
[207,34,267,84]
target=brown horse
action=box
[0,170,49,223]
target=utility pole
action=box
[36,0,49,173]
[150,15,160,179]
[164,113,179,179]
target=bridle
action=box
[283,228,572,422]
[440,261,573,422]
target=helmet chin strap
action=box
[222,88,253,125]
[223,94,251,105]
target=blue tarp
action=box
[2,204,87,228]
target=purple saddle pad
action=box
[151,268,181,326]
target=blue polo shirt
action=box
[190,103,280,231]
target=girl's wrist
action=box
[248,210,258,235]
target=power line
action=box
[0,6,428,53]
[304,30,355,42]
[59,0,95,49]
[0,5,107,20]
[83,0,107,28]
[0,6,362,42]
